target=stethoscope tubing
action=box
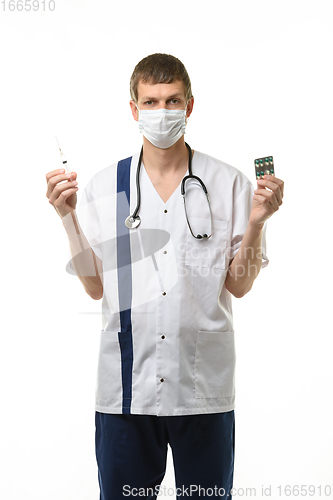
[125,142,212,239]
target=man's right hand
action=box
[46,169,79,219]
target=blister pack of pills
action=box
[254,156,275,179]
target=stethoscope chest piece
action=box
[125,215,141,229]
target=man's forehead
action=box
[137,80,186,100]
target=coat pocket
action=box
[194,330,236,398]
[185,218,229,269]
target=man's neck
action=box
[142,137,191,177]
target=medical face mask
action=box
[137,107,187,149]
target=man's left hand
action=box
[250,175,284,227]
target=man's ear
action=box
[186,97,194,121]
[130,100,139,122]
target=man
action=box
[46,53,284,499]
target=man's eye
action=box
[145,101,153,105]
[170,99,179,104]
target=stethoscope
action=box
[125,142,213,239]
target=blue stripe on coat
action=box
[116,156,134,414]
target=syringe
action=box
[55,135,71,174]
[55,136,84,251]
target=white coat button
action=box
[162,292,166,296]
[164,209,168,213]
[160,378,164,382]
[163,251,167,254]
[161,335,165,339]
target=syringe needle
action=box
[55,135,61,151]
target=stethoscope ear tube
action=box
[181,174,208,196]
[182,143,212,239]
[125,146,144,229]
[185,142,193,175]
[182,142,207,195]
[132,145,144,220]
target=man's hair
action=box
[130,53,193,104]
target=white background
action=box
[1,0,332,498]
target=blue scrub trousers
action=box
[95,410,235,499]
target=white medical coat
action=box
[76,149,269,416]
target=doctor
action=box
[46,53,284,499]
